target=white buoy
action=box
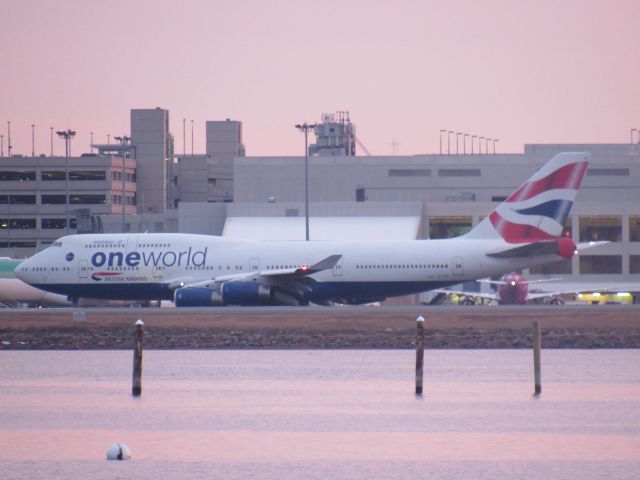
[107,443,131,460]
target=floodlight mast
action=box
[295,123,317,241]
[56,129,76,234]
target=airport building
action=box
[1,108,638,300]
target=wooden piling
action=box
[415,315,425,396]
[132,319,144,397]
[533,320,541,396]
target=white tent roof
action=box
[222,216,421,241]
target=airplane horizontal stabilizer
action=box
[487,240,567,259]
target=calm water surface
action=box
[1,349,639,479]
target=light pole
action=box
[191,120,194,156]
[57,130,76,234]
[463,133,469,154]
[632,128,637,144]
[479,137,485,155]
[31,124,35,156]
[7,121,11,157]
[0,134,3,156]
[471,135,477,154]
[456,132,462,155]
[295,123,317,241]
[493,138,499,154]
[114,135,131,233]
[50,127,53,156]
[90,132,94,152]
[486,137,491,154]
[447,130,454,154]
[439,129,446,154]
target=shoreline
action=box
[1,305,639,350]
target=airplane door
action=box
[79,259,89,279]
[332,258,343,277]
[250,257,260,271]
[452,256,464,276]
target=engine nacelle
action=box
[174,283,273,307]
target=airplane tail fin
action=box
[464,152,589,244]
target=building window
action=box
[529,259,572,275]
[579,216,622,242]
[70,194,106,205]
[0,171,36,181]
[438,169,481,177]
[41,194,67,205]
[491,196,508,202]
[388,169,431,177]
[208,178,217,186]
[630,255,640,274]
[69,170,106,181]
[0,218,36,229]
[2,241,36,248]
[429,216,473,239]
[41,171,66,181]
[630,216,640,242]
[41,218,78,229]
[8,195,37,205]
[285,208,299,217]
[579,255,622,274]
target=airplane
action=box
[15,152,596,307]
[431,271,575,305]
[0,258,70,307]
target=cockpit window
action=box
[52,241,62,247]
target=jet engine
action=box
[174,282,273,307]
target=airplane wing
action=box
[168,254,342,290]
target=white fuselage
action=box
[15,233,563,304]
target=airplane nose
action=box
[15,258,34,283]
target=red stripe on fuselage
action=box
[507,162,588,203]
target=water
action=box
[1,350,639,479]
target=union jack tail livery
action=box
[465,152,589,246]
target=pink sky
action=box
[1,0,639,157]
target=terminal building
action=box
[1,109,639,301]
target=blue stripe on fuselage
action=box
[31,280,459,303]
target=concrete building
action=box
[165,119,244,207]
[0,153,136,257]
[205,119,245,202]
[130,108,172,213]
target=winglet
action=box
[304,254,342,273]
